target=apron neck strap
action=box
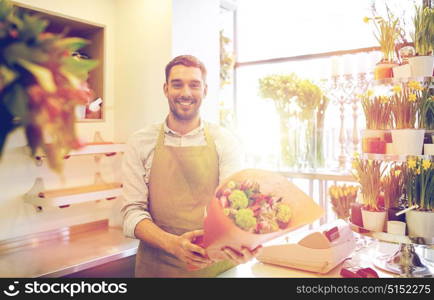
[157,121,213,147]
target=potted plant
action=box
[404,156,434,238]
[382,163,405,222]
[352,155,386,232]
[0,0,98,172]
[409,6,434,77]
[364,9,401,79]
[390,81,425,155]
[359,89,392,154]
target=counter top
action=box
[1,220,432,278]
[0,220,138,278]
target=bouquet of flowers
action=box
[196,169,324,260]
[219,180,292,234]
[0,0,98,172]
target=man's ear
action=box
[203,83,208,98]
[163,82,168,98]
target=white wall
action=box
[113,0,172,142]
[172,0,220,124]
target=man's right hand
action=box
[169,229,213,270]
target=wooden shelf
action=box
[35,143,126,161]
[13,2,105,122]
[24,178,122,209]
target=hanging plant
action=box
[0,0,98,172]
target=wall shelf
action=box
[24,178,122,210]
[35,143,126,161]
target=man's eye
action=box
[172,84,183,89]
[190,83,201,89]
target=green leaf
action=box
[0,65,17,90]
[54,37,90,52]
[4,43,48,65]
[0,101,15,158]
[2,83,29,121]
[0,0,14,20]
[61,57,98,80]
[18,14,49,41]
[16,59,56,93]
[59,69,81,89]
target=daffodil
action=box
[352,160,358,170]
[394,169,402,176]
[408,93,417,102]
[392,85,402,94]
[379,96,389,104]
[408,81,422,91]
[366,89,374,97]
[363,16,370,23]
[422,159,431,170]
[353,152,360,158]
[408,158,417,169]
[416,167,421,175]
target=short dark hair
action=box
[165,55,207,83]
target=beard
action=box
[169,96,201,121]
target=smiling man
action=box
[121,55,261,278]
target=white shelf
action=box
[24,178,122,209]
[361,153,434,162]
[373,76,434,86]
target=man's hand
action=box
[169,229,213,270]
[219,246,263,265]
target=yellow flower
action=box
[408,158,417,169]
[367,89,374,97]
[352,160,358,170]
[392,85,402,94]
[408,81,423,91]
[394,169,402,176]
[363,16,370,23]
[416,167,421,175]
[408,93,417,102]
[353,152,360,158]
[422,159,431,170]
[379,96,389,104]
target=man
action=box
[121,55,260,278]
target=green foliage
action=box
[228,189,249,209]
[234,208,257,231]
[412,6,434,56]
[404,157,434,211]
[0,0,97,172]
[258,73,328,169]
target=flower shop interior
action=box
[1,0,434,278]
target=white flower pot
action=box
[387,220,406,236]
[424,144,434,155]
[409,56,434,77]
[406,210,434,238]
[361,208,387,232]
[393,64,411,79]
[391,129,425,155]
[386,143,394,154]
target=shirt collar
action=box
[163,118,204,137]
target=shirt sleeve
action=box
[120,134,153,239]
[216,127,246,183]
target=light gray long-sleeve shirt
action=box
[120,120,245,239]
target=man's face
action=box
[164,65,207,121]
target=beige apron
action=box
[135,123,234,277]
